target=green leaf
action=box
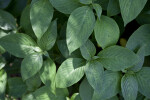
[39,58,56,92]
[79,78,94,100]
[121,74,138,100]
[129,46,145,72]
[135,67,150,98]
[0,70,7,99]
[84,60,104,92]
[22,93,36,100]
[55,88,69,100]
[92,71,122,100]
[0,56,5,70]
[119,0,148,25]
[21,53,43,80]
[107,96,119,100]
[20,5,36,39]
[8,77,27,98]
[71,93,81,100]
[25,73,41,92]
[126,24,150,56]
[0,33,40,58]
[136,11,150,25]
[49,0,82,14]
[30,0,54,39]
[66,6,95,54]
[107,0,120,16]
[0,0,11,9]
[33,86,56,100]
[37,19,57,51]
[93,0,109,10]
[98,46,139,71]
[94,16,120,49]
[92,4,102,21]
[55,58,85,88]
[80,0,92,4]
[80,39,96,60]
[0,9,16,30]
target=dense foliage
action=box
[0,0,150,100]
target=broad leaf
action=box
[20,5,36,39]
[80,40,96,60]
[0,9,16,30]
[40,58,56,92]
[79,78,94,100]
[92,4,102,21]
[135,67,150,98]
[107,96,119,100]
[136,11,150,25]
[98,46,139,71]
[33,86,56,100]
[8,77,27,98]
[55,58,85,88]
[21,53,43,80]
[22,93,36,100]
[92,71,122,100]
[55,88,69,100]
[129,46,145,72]
[26,73,41,91]
[49,0,82,14]
[107,0,120,16]
[38,19,57,51]
[66,6,95,54]
[0,0,11,9]
[30,0,54,39]
[121,74,138,100]
[71,93,81,100]
[94,16,120,49]
[119,0,147,25]
[0,33,40,58]
[0,70,7,99]
[126,24,150,56]
[84,60,104,92]
[93,0,109,10]
[80,0,92,4]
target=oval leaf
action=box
[55,58,85,88]
[98,46,139,71]
[0,33,39,58]
[30,0,54,39]
[94,15,120,49]
[66,6,95,54]
[121,74,138,100]
[21,53,43,80]
[119,0,147,25]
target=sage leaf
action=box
[66,6,95,54]
[94,15,120,49]
[55,58,85,88]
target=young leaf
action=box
[94,16,120,49]
[8,77,27,98]
[126,24,150,56]
[49,0,82,14]
[30,0,54,39]
[33,86,56,100]
[121,74,138,100]
[79,78,94,100]
[92,4,102,21]
[135,67,150,98]
[80,0,92,4]
[20,5,36,39]
[84,60,104,92]
[0,70,7,99]
[25,73,41,92]
[0,9,16,30]
[119,0,147,25]
[39,58,56,92]
[92,71,122,100]
[37,19,57,51]
[129,46,145,72]
[0,33,40,58]
[98,46,139,71]
[107,0,120,16]
[80,39,96,60]
[66,6,95,54]
[21,53,43,80]
[70,93,81,100]
[55,58,85,88]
